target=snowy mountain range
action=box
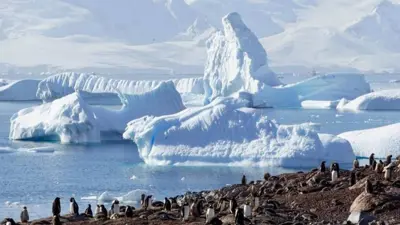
[1,0,400,77]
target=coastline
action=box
[8,164,400,225]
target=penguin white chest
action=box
[113,204,120,214]
[183,205,190,220]
[70,202,75,214]
[385,169,391,180]
[206,208,215,222]
[95,207,100,215]
[254,197,260,210]
[331,170,338,182]
[243,205,252,218]
[6,222,11,225]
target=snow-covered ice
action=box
[0,80,40,101]
[123,96,355,167]
[301,100,341,109]
[203,12,281,103]
[337,89,400,111]
[10,81,186,143]
[339,123,400,158]
[37,72,204,103]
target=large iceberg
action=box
[36,72,204,103]
[339,123,400,158]
[203,12,281,103]
[10,81,186,143]
[337,89,400,111]
[0,80,40,101]
[123,97,354,167]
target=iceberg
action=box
[123,97,355,167]
[36,72,204,103]
[337,89,400,111]
[203,12,281,103]
[339,123,400,158]
[0,79,40,101]
[10,81,186,143]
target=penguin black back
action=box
[71,197,79,215]
[369,153,375,166]
[52,197,61,216]
[100,205,108,218]
[372,160,377,170]
[230,198,237,214]
[164,197,171,211]
[235,208,244,225]
[350,172,356,186]
[320,161,326,172]
[365,179,373,194]
[85,204,93,217]
[125,206,133,218]
[241,175,246,185]
[385,155,392,165]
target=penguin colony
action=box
[6,153,400,225]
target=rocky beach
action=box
[3,162,400,225]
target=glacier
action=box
[123,97,355,167]
[339,123,400,158]
[337,89,400,111]
[36,72,204,103]
[10,81,185,143]
[0,80,40,101]
[203,12,281,103]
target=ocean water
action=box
[1,74,400,220]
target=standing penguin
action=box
[111,200,120,215]
[241,175,247,185]
[85,204,93,217]
[229,198,238,214]
[95,205,101,216]
[206,204,215,223]
[52,197,61,216]
[218,198,229,212]
[164,197,171,211]
[100,205,108,218]
[365,179,373,194]
[125,206,133,218]
[350,172,356,186]
[52,215,61,225]
[384,162,396,181]
[144,195,152,210]
[320,161,326,173]
[372,160,377,170]
[243,202,252,218]
[190,198,201,217]
[331,168,338,182]
[235,208,244,225]
[181,202,190,221]
[369,153,375,166]
[20,206,29,223]
[353,159,359,170]
[376,160,384,173]
[69,197,79,216]
[140,194,146,208]
[385,155,393,166]
[252,193,260,211]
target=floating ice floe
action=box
[339,123,400,158]
[10,81,185,143]
[123,96,355,167]
[337,89,400,111]
[36,72,204,104]
[0,79,40,101]
[97,189,148,204]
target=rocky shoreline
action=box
[4,163,400,225]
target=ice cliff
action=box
[10,82,185,143]
[203,12,281,103]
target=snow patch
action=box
[337,89,400,111]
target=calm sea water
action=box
[1,74,400,220]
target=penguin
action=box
[52,197,61,216]
[125,206,133,218]
[141,194,146,208]
[331,169,338,182]
[144,195,152,210]
[350,171,356,186]
[218,197,228,212]
[253,193,260,211]
[164,197,171,211]
[335,162,340,177]
[353,159,359,170]
[243,202,252,218]
[385,155,393,166]
[229,198,238,214]
[320,161,326,173]
[20,206,29,223]
[111,200,120,215]
[85,204,93,217]
[235,208,244,225]
[376,160,384,173]
[372,160,377,170]
[69,197,79,216]
[190,198,202,217]
[365,179,373,194]
[206,204,215,223]
[95,204,101,216]
[52,215,61,225]
[100,205,108,218]
[181,202,190,221]
[241,174,247,185]
[384,162,396,181]
[4,219,16,225]
[369,153,375,166]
